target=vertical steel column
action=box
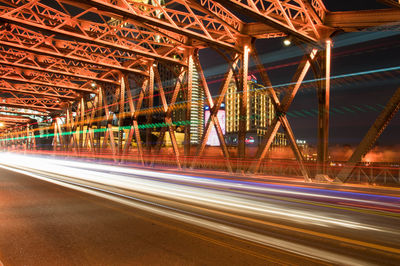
[57,118,64,151]
[52,118,58,151]
[97,88,103,153]
[65,109,70,152]
[79,97,85,151]
[238,44,250,170]
[25,124,29,151]
[146,65,154,156]
[185,49,194,164]
[85,94,98,153]
[118,75,126,156]
[317,40,331,176]
[32,125,36,150]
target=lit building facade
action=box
[189,67,204,144]
[225,75,287,147]
[204,105,225,146]
[157,63,204,145]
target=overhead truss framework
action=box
[0,0,399,183]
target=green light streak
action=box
[0,120,191,142]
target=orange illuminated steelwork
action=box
[0,0,399,184]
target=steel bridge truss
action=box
[0,0,399,183]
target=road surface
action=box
[0,153,399,265]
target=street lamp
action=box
[283,38,292,46]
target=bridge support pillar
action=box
[237,42,250,172]
[317,40,331,176]
[146,65,154,157]
[119,74,126,157]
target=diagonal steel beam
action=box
[153,65,182,169]
[378,0,400,8]
[192,52,234,172]
[249,49,317,174]
[335,86,400,183]
[191,54,239,170]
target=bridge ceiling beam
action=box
[0,96,63,111]
[0,25,149,76]
[324,9,400,31]
[0,80,78,100]
[0,1,186,65]
[378,0,400,9]
[0,47,120,85]
[65,0,241,50]
[0,114,31,123]
[0,106,48,116]
[239,8,400,37]
[212,0,325,45]
[0,73,94,93]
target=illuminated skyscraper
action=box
[225,75,287,147]
[189,68,204,144]
[168,66,204,145]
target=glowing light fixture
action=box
[283,38,291,46]
[0,122,3,127]
[91,82,97,88]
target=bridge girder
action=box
[212,0,326,45]
[0,0,186,65]
[0,24,149,76]
[66,0,241,50]
[0,95,63,111]
[0,114,31,124]
[0,46,121,84]
[0,80,78,100]
[0,106,48,116]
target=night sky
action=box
[199,0,400,147]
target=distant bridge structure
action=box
[0,0,399,184]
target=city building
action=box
[204,104,225,146]
[296,139,313,160]
[225,74,287,148]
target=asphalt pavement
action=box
[1,154,400,265]
[0,167,324,266]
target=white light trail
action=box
[1,153,399,264]
[0,153,394,232]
